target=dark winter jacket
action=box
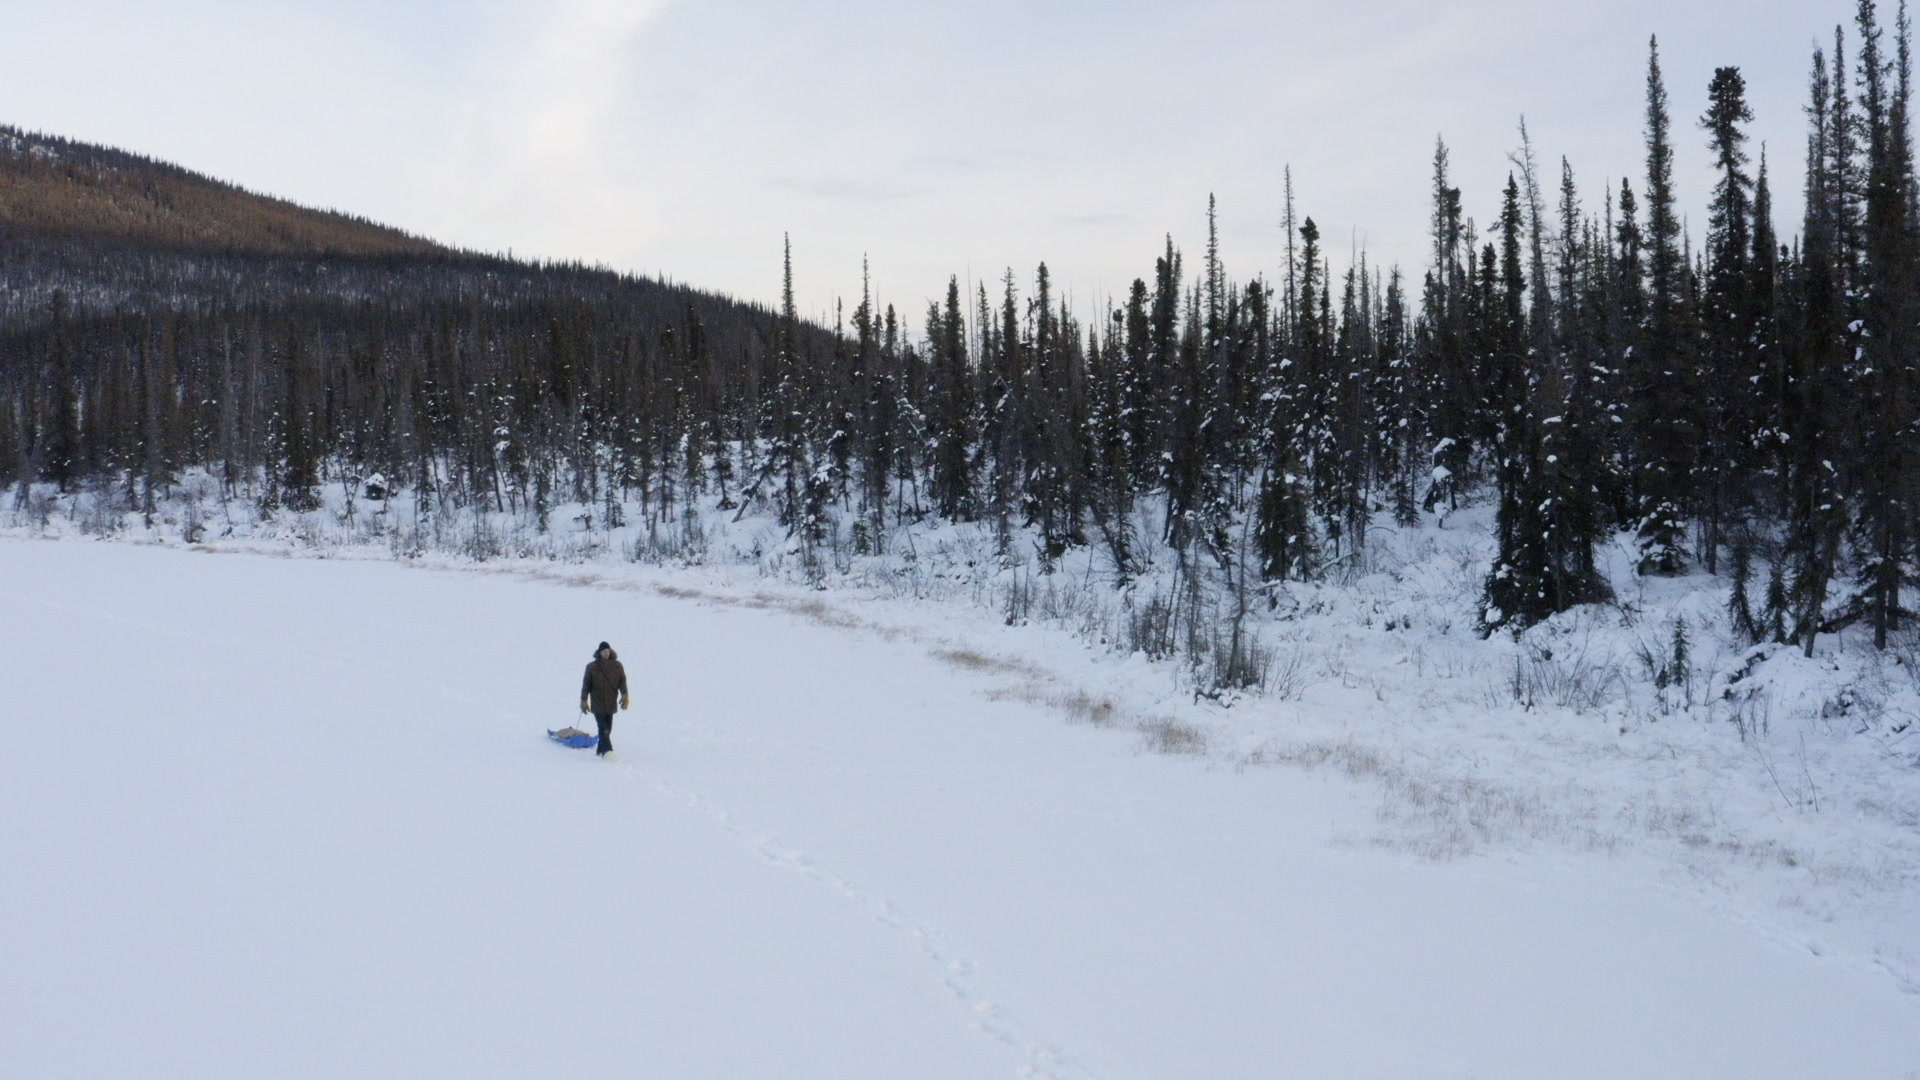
[582,650,628,716]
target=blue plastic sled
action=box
[548,727,598,749]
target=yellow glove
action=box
[579,699,589,714]
[620,692,630,711]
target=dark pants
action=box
[593,712,614,756]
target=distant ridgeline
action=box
[1,2,1917,661]
[0,125,444,257]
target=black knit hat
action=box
[597,641,611,653]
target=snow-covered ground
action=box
[3,536,1917,1079]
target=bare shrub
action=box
[1409,641,1476,680]
[1194,625,1272,700]
[1192,625,1315,703]
[1723,688,1773,743]
[26,489,57,530]
[1507,641,1624,713]
[1032,576,1108,640]
[389,521,429,560]
[1125,590,1178,660]
[1264,639,1313,701]
[79,487,127,536]
[1633,617,1695,713]
[999,572,1034,626]
[287,513,333,551]
[461,514,501,562]
[625,511,709,565]
[1886,625,1920,692]
[679,511,711,563]
[1752,734,1823,814]
[178,493,206,543]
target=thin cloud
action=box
[515,0,671,167]
[768,175,927,203]
[906,148,1043,173]
[470,0,675,260]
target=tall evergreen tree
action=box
[1482,176,1546,631]
[1849,0,1919,648]
[1632,35,1699,575]
[927,275,973,520]
[1699,65,1758,570]
[1781,42,1852,653]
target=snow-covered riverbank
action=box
[3,537,1916,1078]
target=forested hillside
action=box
[0,124,831,538]
[0,124,444,257]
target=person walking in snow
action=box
[580,641,628,758]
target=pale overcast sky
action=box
[1,0,1850,328]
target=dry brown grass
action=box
[653,583,721,603]
[1054,691,1122,728]
[1138,716,1210,755]
[983,683,1123,729]
[1238,735,1626,860]
[642,578,1211,758]
[754,593,864,631]
[931,647,1049,681]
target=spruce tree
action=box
[1699,65,1758,570]
[928,275,973,520]
[1547,158,1612,612]
[1481,176,1544,632]
[1632,36,1698,575]
[1417,143,1470,513]
[1782,43,1851,654]
[1848,0,1918,648]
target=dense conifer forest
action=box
[4,2,1917,677]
